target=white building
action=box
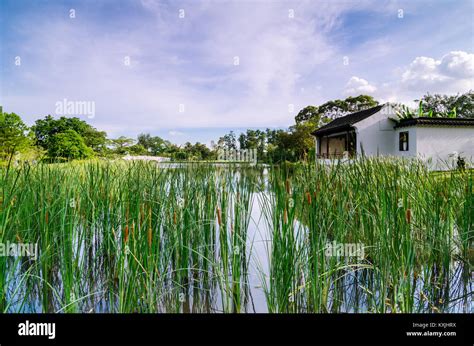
[312,104,474,170]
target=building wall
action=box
[415,126,474,170]
[353,105,397,156]
[394,127,417,158]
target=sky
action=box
[1,0,473,146]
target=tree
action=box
[238,129,267,162]
[32,115,107,153]
[128,144,148,155]
[0,111,31,159]
[295,106,319,124]
[217,131,237,150]
[111,136,135,155]
[317,95,379,120]
[416,91,473,118]
[295,95,378,128]
[137,133,170,155]
[47,129,93,160]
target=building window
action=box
[399,131,409,151]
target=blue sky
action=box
[1,0,473,145]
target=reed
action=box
[0,158,471,313]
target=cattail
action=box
[306,192,312,205]
[283,208,288,224]
[285,179,291,194]
[124,225,129,243]
[216,207,222,227]
[148,207,152,248]
[405,208,411,224]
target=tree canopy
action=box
[416,91,473,118]
[32,115,107,154]
[47,129,93,160]
[0,111,31,159]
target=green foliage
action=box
[32,115,107,154]
[127,144,148,155]
[395,99,461,120]
[295,96,379,125]
[110,136,135,155]
[295,105,320,124]
[0,111,31,159]
[0,160,470,312]
[217,131,237,150]
[47,129,94,160]
[238,129,266,160]
[137,133,171,155]
[416,91,473,119]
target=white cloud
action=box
[344,76,377,95]
[369,51,474,105]
[439,51,474,78]
[400,51,473,92]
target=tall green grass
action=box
[261,158,472,312]
[0,159,471,312]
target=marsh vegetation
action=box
[0,159,472,313]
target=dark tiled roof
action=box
[395,117,474,129]
[312,105,384,136]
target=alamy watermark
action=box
[325,241,364,260]
[217,148,257,164]
[55,98,96,119]
[0,241,38,260]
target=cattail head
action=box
[216,207,222,227]
[306,192,312,205]
[405,208,411,224]
[148,225,152,248]
[283,208,288,224]
[124,225,129,243]
[285,179,291,194]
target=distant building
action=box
[122,155,171,162]
[311,104,474,170]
